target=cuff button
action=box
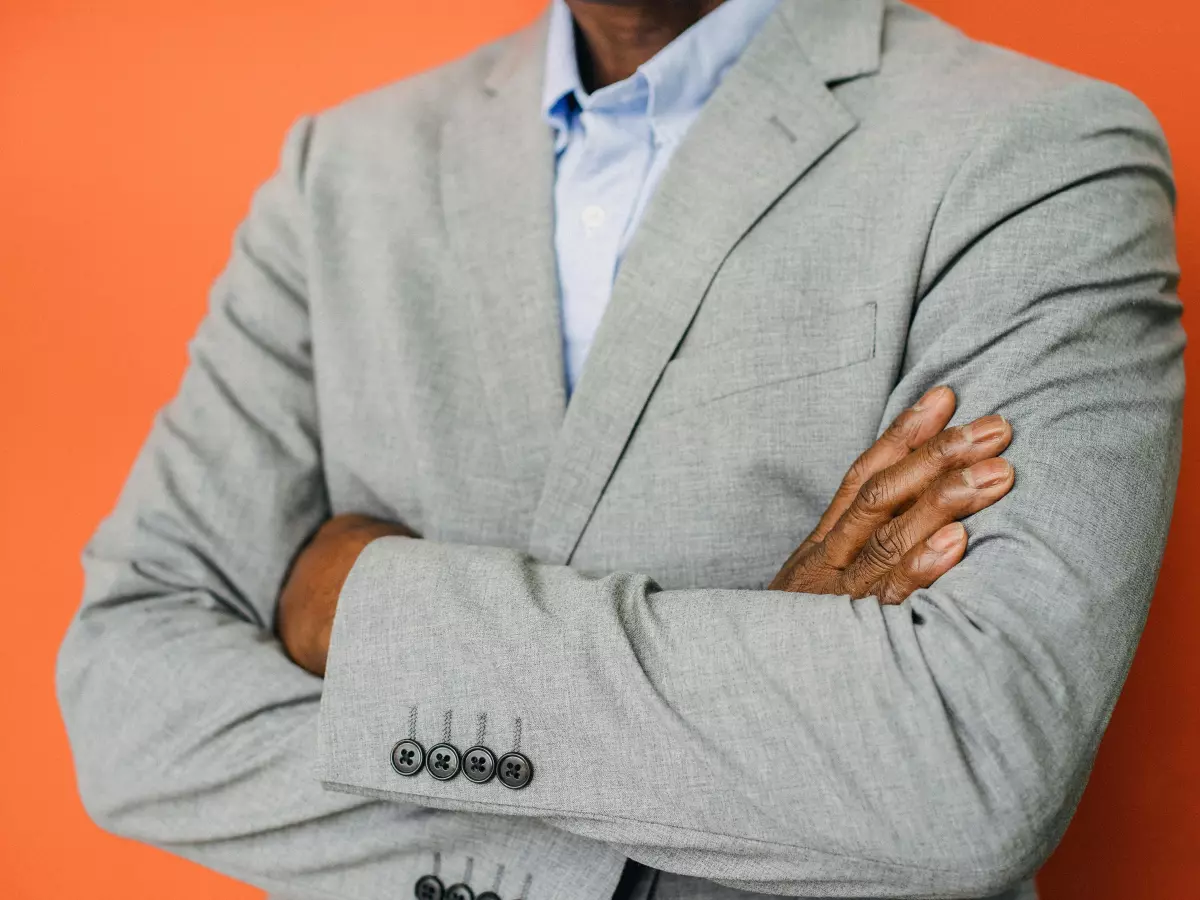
[463,745,497,784]
[427,742,462,781]
[414,874,444,900]
[391,739,425,777]
[497,751,533,790]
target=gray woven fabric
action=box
[57,1,1182,899]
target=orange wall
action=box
[0,2,1195,897]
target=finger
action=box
[803,385,956,547]
[820,413,1011,568]
[868,521,968,605]
[888,415,1008,513]
[841,456,1014,593]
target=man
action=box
[56,0,1183,898]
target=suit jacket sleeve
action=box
[316,81,1185,897]
[54,116,627,900]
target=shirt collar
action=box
[541,0,780,149]
[541,0,584,146]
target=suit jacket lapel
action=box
[439,13,567,506]
[528,0,884,565]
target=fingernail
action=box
[963,415,1008,444]
[928,522,964,553]
[963,457,1012,488]
[912,385,947,412]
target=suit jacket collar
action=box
[439,12,564,509]
[783,0,884,84]
[445,0,885,563]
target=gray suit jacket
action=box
[56,1,1183,899]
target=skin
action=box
[277,513,418,679]
[767,387,1013,598]
[277,386,1015,677]
[276,3,1019,676]
[565,0,729,90]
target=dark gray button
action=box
[414,874,444,900]
[391,739,425,777]
[497,751,533,789]
[428,742,461,780]
[476,893,501,900]
[445,884,474,900]
[463,745,496,784]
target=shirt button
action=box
[463,745,497,784]
[391,739,425,777]
[496,751,534,790]
[476,893,502,900]
[581,204,606,232]
[445,885,475,900]
[414,874,444,900]
[427,743,461,781]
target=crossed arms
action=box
[56,80,1183,899]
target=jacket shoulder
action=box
[292,26,523,182]
[875,1,1167,149]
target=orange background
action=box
[1,1,1196,897]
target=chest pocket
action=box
[647,301,877,419]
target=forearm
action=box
[317,527,1120,897]
[56,565,624,900]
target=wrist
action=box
[277,514,417,677]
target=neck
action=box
[564,0,729,90]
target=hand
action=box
[769,386,1014,604]
[277,513,417,676]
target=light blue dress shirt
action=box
[541,0,780,396]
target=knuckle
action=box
[844,456,874,490]
[779,546,828,590]
[888,407,923,443]
[855,541,889,572]
[929,475,964,512]
[856,474,891,512]
[872,421,910,459]
[802,565,843,596]
[871,522,908,562]
[925,430,962,466]
[881,411,909,440]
